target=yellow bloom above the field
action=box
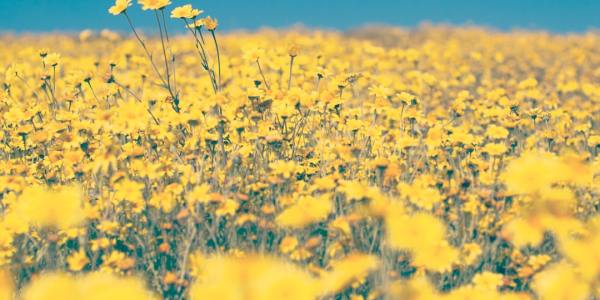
[202,16,218,30]
[276,194,333,228]
[108,0,131,15]
[138,0,171,10]
[171,4,202,19]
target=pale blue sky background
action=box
[0,0,598,33]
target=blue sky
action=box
[0,0,598,33]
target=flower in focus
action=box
[202,16,218,30]
[171,4,202,19]
[108,0,132,15]
[138,0,171,10]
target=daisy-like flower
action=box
[138,0,171,11]
[108,0,132,15]
[186,19,205,29]
[171,4,202,19]
[202,16,218,31]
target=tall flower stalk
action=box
[178,13,222,94]
[110,0,180,112]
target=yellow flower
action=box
[276,194,333,228]
[202,16,218,30]
[397,177,443,210]
[190,255,319,300]
[386,212,445,251]
[13,185,85,230]
[23,272,154,300]
[0,269,13,300]
[501,151,566,194]
[472,271,503,290]
[481,142,507,156]
[486,124,509,140]
[67,249,89,272]
[108,0,131,15]
[269,160,298,179]
[77,272,155,300]
[22,273,79,300]
[319,254,379,295]
[44,52,61,66]
[170,4,202,19]
[279,236,299,254]
[188,183,212,205]
[113,178,145,207]
[502,217,545,248]
[215,199,239,217]
[287,43,300,57]
[533,263,590,300]
[461,242,482,265]
[186,18,205,29]
[412,241,458,272]
[138,0,171,10]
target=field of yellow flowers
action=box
[1,1,599,299]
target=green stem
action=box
[210,30,222,91]
[288,56,295,90]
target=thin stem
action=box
[197,27,206,44]
[123,12,167,87]
[113,80,161,125]
[52,65,57,96]
[184,19,210,65]
[256,59,270,90]
[210,30,221,91]
[161,9,177,91]
[86,81,100,103]
[155,11,171,90]
[288,56,295,90]
[183,19,218,94]
[16,74,41,101]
